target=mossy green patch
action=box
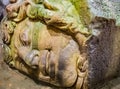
[70,0,91,26]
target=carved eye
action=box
[19,29,31,46]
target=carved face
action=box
[8,18,81,87]
[2,0,88,88]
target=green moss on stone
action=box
[70,0,91,26]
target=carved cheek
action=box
[56,40,79,87]
[57,54,78,87]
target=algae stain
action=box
[70,0,92,26]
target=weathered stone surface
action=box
[1,0,120,89]
[88,0,120,26]
[1,0,89,89]
[86,0,120,88]
[88,17,120,88]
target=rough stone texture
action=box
[0,59,55,89]
[100,77,120,89]
[87,0,120,88]
[88,0,120,26]
[88,17,120,88]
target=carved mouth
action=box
[39,50,56,78]
[39,50,50,76]
[47,51,56,78]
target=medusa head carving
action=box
[1,0,90,89]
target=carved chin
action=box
[42,51,77,87]
[37,51,78,87]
